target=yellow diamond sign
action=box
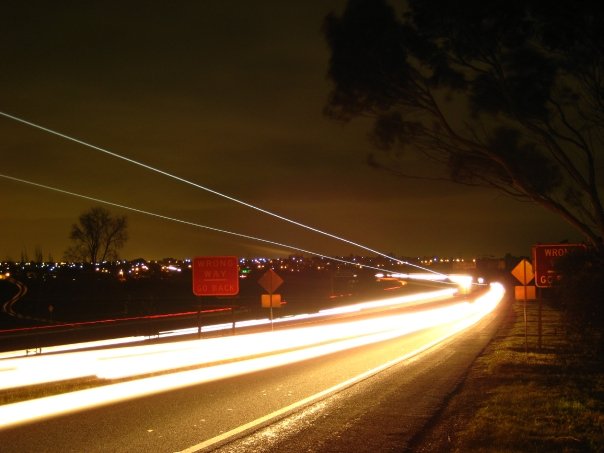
[511,259,534,285]
[258,269,283,294]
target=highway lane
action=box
[0,280,451,352]
[219,292,507,452]
[0,284,503,452]
[0,288,459,388]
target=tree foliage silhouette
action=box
[324,0,604,248]
[65,207,128,263]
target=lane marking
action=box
[180,286,504,452]
[178,322,471,452]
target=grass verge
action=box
[415,297,604,452]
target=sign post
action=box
[532,243,585,349]
[511,259,535,353]
[258,268,284,330]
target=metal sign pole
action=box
[523,261,528,354]
[231,306,236,335]
[269,293,274,331]
[538,290,542,350]
[197,303,202,339]
[258,268,283,332]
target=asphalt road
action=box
[218,300,506,452]
[0,293,504,453]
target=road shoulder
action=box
[413,299,604,452]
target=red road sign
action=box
[532,244,585,288]
[192,256,239,296]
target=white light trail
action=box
[185,283,505,453]
[0,173,400,275]
[0,288,455,388]
[0,110,441,275]
[0,284,504,429]
[0,336,149,360]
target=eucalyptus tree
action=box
[324,0,604,249]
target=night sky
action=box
[1,1,581,262]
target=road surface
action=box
[0,285,505,452]
[218,299,505,452]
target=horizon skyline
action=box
[4,246,543,264]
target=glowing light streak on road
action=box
[316,287,455,316]
[0,308,232,359]
[94,288,457,380]
[0,288,454,388]
[185,283,504,453]
[0,288,454,360]
[0,284,504,430]
[0,111,443,276]
[0,336,149,360]
[1,278,27,316]
[387,272,448,281]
